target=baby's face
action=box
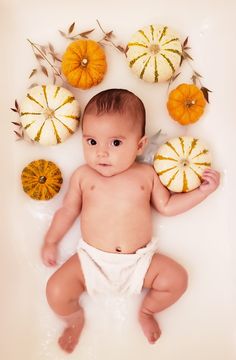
[82,112,146,177]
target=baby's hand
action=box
[41,242,58,267]
[199,169,220,194]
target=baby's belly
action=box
[80,207,153,253]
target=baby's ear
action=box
[137,136,148,155]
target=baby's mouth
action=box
[98,163,111,167]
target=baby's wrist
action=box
[197,186,210,197]
[44,238,58,247]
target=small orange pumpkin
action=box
[167,83,206,125]
[21,159,63,200]
[61,39,107,89]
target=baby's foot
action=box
[139,312,161,344]
[58,317,84,353]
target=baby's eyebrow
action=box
[83,134,95,138]
[109,136,126,140]
[82,134,127,140]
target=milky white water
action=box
[1,0,236,359]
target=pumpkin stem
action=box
[81,58,88,67]
[180,158,189,167]
[149,44,160,55]
[185,99,196,108]
[44,107,55,120]
[39,176,47,184]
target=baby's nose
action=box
[97,145,109,157]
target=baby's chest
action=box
[82,176,151,204]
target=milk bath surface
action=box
[1,0,236,359]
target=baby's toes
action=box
[149,331,161,344]
[58,333,74,353]
[149,334,156,344]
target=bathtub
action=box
[1,0,236,359]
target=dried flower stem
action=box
[11,100,24,140]
[180,37,204,87]
[181,44,212,102]
[59,21,95,40]
[27,39,63,81]
[96,20,114,43]
[96,20,127,55]
[168,37,211,102]
[185,58,203,87]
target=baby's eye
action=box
[111,139,122,147]
[87,138,97,146]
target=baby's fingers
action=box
[200,169,220,193]
[203,168,220,176]
[202,169,220,185]
[42,256,54,267]
[42,251,57,267]
[47,258,57,267]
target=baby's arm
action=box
[151,168,220,216]
[41,168,82,266]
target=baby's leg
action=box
[46,254,86,353]
[139,253,188,344]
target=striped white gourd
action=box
[126,25,182,83]
[153,136,211,192]
[20,85,80,145]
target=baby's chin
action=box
[91,163,131,177]
[94,164,119,177]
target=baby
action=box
[42,89,220,353]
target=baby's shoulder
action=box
[135,162,156,177]
[70,164,93,182]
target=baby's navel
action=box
[116,246,122,253]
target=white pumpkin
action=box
[126,25,182,83]
[153,136,211,192]
[20,85,80,145]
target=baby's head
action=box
[82,89,147,176]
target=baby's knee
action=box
[46,267,84,315]
[170,264,188,299]
[157,263,188,297]
[46,274,66,312]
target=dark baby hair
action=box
[82,89,146,136]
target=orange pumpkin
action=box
[61,39,107,89]
[21,159,63,200]
[167,83,206,125]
